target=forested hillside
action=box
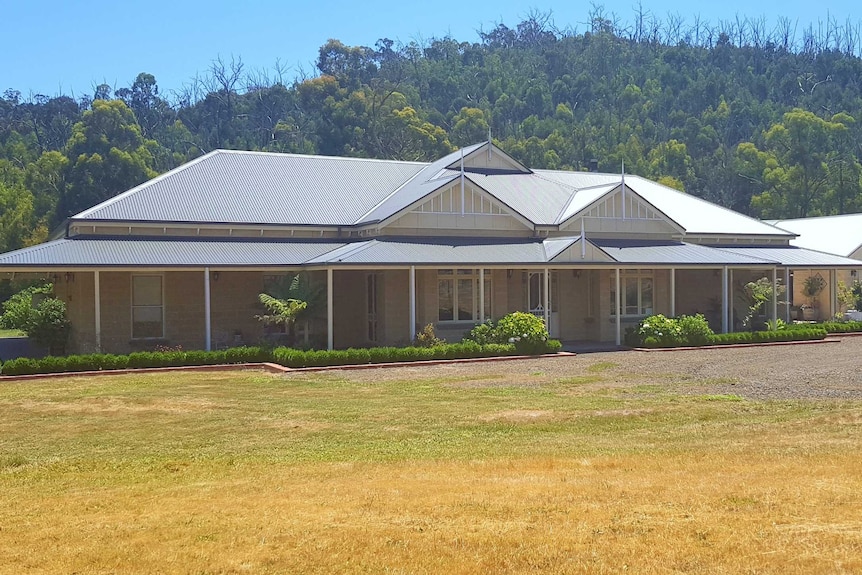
[2,9,862,255]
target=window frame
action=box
[437,269,492,323]
[610,270,654,318]
[130,273,165,340]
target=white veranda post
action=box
[615,268,621,346]
[204,267,211,351]
[94,270,101,352]
[327,268,334,351]
[409,266,416,341]
[721,267,729,334]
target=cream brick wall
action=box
[381,269,409,346]
[333,270,369,348]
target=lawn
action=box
[1,365,860,574]
[0,328,24,338]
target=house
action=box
[770,214,862,319]
[0,141,859,353]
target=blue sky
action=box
[4,0,857,100]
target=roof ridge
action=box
[776,212,862,223]
[214,148,428,166]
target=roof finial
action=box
[621,159,626,220]
[488,126,492,160]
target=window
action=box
[438,269,492,322]
[132,275,164,338]
[610,270,653,317]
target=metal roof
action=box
[75,150,426,226]
[0,238,349,268]
[770,214,862,258]
[66,145,795,241]
[306,237,564,265]
[714,245,862,267]
[590,239,775,265]
[619,176,793,237]
[1,236,855,270]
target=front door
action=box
[527,272,560,337]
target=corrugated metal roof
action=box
[357,143,487,224]
[625,176,793,237]
[714,245,862,267]
[66,145,795,241]
[590,239,775,265]
[770,214,862,258]
[306,237,554,265]
[75,150,426,226]
[2,236,857,270]
[0,238,349,268]
[459,171,575,223]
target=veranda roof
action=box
[1,237,856,270]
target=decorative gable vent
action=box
[585,188,663,220]
[415,184,507,215]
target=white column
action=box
[204,267,211,351]
[721,267,729,334]
[543,267,550,330]
[772,267,778,324]
[327,268,334,351]
[670,268,676,317]
[478,268,485,324]
[615,268,621,346]
[785,267,791,323]
[409,266,417,340]
[831,269,838,318]
[94,270,101,352]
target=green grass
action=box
[1,368,860,574]
[0,328,24,337]
[0,369,855,471]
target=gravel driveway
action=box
[308,336,862,401]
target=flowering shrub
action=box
[463,312,556,355]
[496,311,550,354]
[628,314,714,347]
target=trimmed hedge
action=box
[705,327,827,346]
[0,340,563,376]
[819,321,862,333]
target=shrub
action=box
[706,328,826,346]
[493,312,550,354]
[628,314,719,347]
[463,320,498,345]
[0,283,71,354]
[820,321,862,333]
[0,340,540,376]
[413,323,445,347]
[635,314,684,347]
[676,314,714,345]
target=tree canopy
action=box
[2,8,862,254]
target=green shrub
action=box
[0,340,541,376]
[413,323,445,347]
[676,314,714,345]
[820,321,862,333]
[495,312,550,354]
[635,314,684,347]
[706,328,826,346]
[0,283,71,354]
[463,320,498,345]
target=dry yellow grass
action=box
[1,365,861,574]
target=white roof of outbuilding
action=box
[770,213,862,258]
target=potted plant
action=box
[801,274,826,321]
